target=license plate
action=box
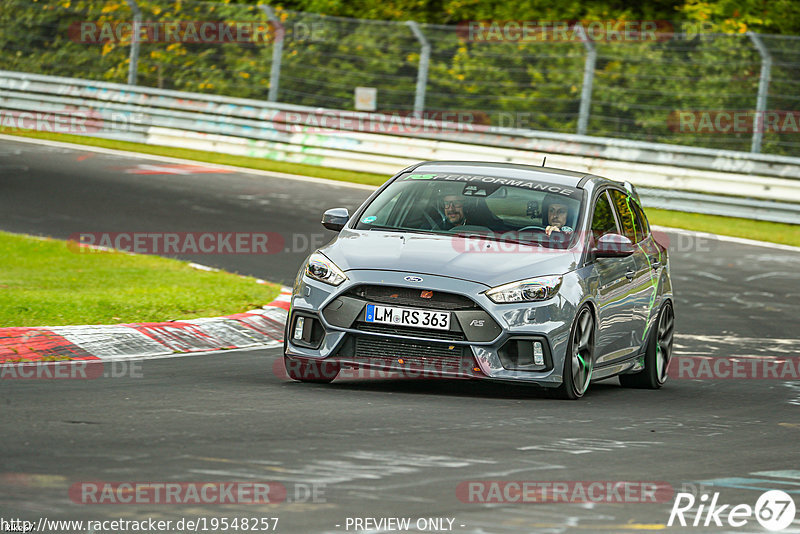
[365,304,451,331]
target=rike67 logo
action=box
[668,490,796,531]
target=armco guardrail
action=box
[1,70,799,224]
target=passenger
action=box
[543,195,574,236]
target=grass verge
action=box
[0,231,281,327]
[647,208,799,248]
[2,128,797,247]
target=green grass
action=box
[647,208,800,247]
[2,128,797,247]
[0,231,281,327]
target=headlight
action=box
[485,275,562,303]
[304,252,347,286]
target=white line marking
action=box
[745,271,800,281]
[695,271,727,281]
[0,133,378,191]
[752,470,800,480]
[676,334,800,345]
[188,262,219,272]
[652,225,800,252]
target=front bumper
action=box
[285,270,575,386]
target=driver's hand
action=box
[545,225,561,236]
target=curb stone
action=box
[0,288,291,364]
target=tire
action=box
[283,355,339,383]
[554,306,595,400]
[619,301,674,389]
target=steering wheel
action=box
[423,210,443,230]
[517,225,545,232]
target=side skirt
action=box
[592,355,642,381]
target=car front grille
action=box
[354,322,466,341]
[345,285,478,310]
[352,335,468,370]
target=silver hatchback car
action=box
[284,161,674,399]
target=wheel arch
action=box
[577,297,599,331]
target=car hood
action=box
[320,229,581,288]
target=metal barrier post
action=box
[575,24,596,136]
[259,5,284,102]
[748,32,772,153]
[125,0,141,85]
[406,21,430,116]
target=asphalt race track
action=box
[1,138,799,533]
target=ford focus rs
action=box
[284,161,674,399]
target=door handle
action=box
[625,269,635,280]
[648,256,661,270]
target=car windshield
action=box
[354,172,584,248]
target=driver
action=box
[442,193,468,228]
[543,194,574,236]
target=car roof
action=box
[410,161,618,189]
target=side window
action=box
[591,192,618,242]
[609,189,639,243]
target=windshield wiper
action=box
[366,225,439,236]
[452,231,541,247]
[366,224,404,232]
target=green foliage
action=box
[282,0,800,34]
[1,0,799,154]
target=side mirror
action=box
[322,208,350,232]
[593,233,634,258]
